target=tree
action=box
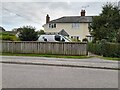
[90,3,120,42]
[38,30,45,35]
[18,26,38,41]
[116,28,120,43]
[12,28,18,32]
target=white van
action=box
[38,35,71,42]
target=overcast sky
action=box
[0,0,119,31]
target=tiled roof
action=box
[49,16,93,23]
[45,29,69,36]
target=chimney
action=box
[81,10,86,16]
[46,14,50,23]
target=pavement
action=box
[0,55,120,70]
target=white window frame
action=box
[72,23,80,29]
[49,23,56,28]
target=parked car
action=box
[38,35,71,42]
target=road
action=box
[2,63,118,88]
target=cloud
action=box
[1,1,118,31]
[1,2,78,30]
[1,0,119,2]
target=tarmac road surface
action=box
[2,63,118,88]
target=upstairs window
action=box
[49,23,56,28]
[72,23,80,28]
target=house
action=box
[45,29,69,37]
[43,10,93,42]
[0,26,6,32]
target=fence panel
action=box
[1,41,87,55]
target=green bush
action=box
[0,32,19,41]
[88,42,120,58]
[103,43,120,57]
[88,42,102,55]
[82,38,88,42]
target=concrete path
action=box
[1,56,120,70]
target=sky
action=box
[0,0,119,31]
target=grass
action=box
[101,57,120,61]
[1,53,119,61]
[1,53,92,59]
[96,56,120,61]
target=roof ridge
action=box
[48,16,93,23]
[62,16,93,17]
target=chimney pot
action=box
[46,14,50,23]
[81,10,86,16]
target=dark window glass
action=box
[44,38,47,41]
[62,38,65,42]
[49,23,56,28]
[55,35,61,41]
[52,25,54,28]
[49,24,51,28]
[54,24,56,28]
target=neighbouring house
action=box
[0,26,6,32]
[43,10,93,42]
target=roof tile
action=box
[49,16,93,23]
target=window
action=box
[77,36,79,40]
[44,38,47,42]
[43,37,47,42]
[72,23,79,28]
[54,35,61,41]
[62,38,65,42]
[49,23,56,28]
[71,36,80,40]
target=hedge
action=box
[88,42,120,58]
[0,32,19,41]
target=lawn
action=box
[1,53,92,59]
[1,53,120,61]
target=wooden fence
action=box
[1,41,88,55]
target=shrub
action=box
[0,32,19,41]
[71,38,81,42]
[87,42,102,55]
[82,38,88,42]
[88,42,120,58]
[103,43,120,57]
[18,26,38,41]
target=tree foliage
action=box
[18,26,38,41]
[38,30,45,35]
[90,3,120,42]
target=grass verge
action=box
[1,53,92,59]
[102,57,120,61]
[97,56,120,61]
